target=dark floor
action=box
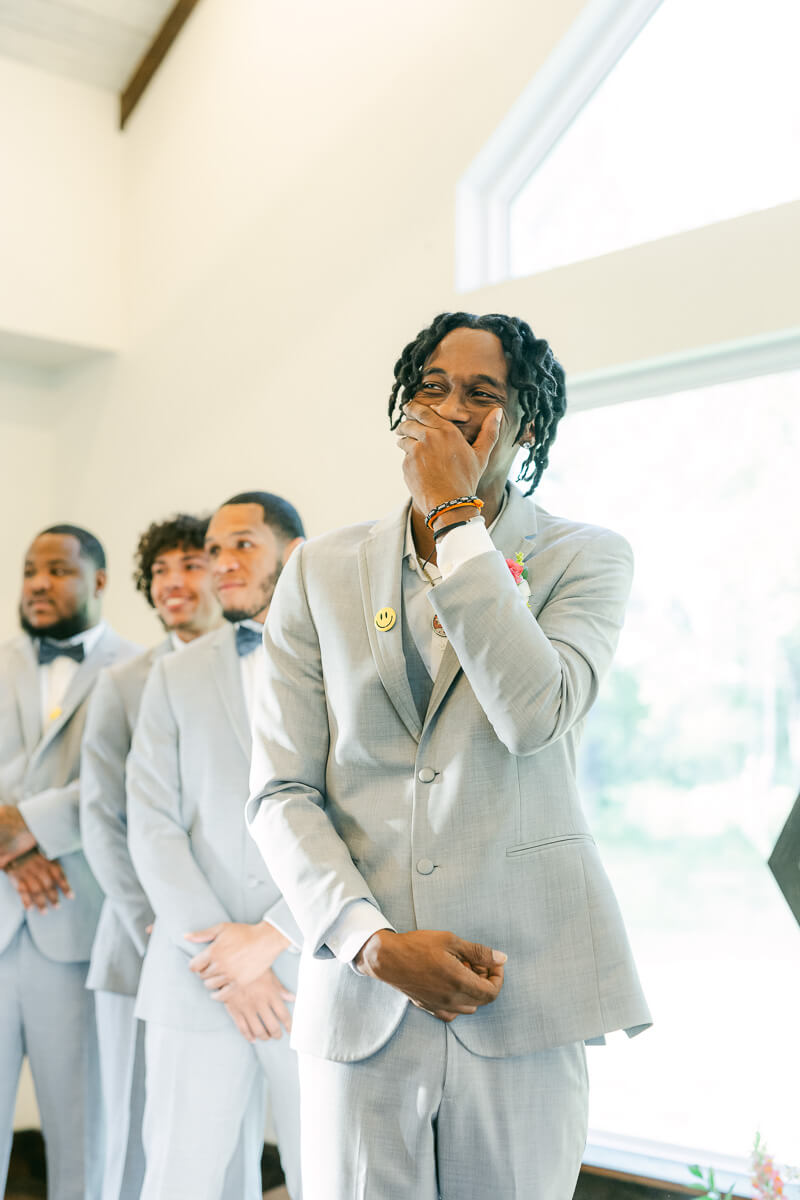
[5,1131,696,1199]
[4,1130,287,1199]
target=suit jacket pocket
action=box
[505,833,594,858]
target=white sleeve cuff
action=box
[324,899,394,967]
[435,517,495,581]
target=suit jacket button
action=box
[417,767,436,783]
[416,858,435,875]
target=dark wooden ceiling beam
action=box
[120,0,202,130]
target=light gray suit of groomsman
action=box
[80,642,167,1200]
[248,486,653,1197]
[127,621,302,1200]
[0,624,139,1200]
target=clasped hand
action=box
[185,920,294,1043]
[356,929,506,1022]
[4,849,73,912]
[395,401,502,516]
[0,805,36,869]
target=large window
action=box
[533,368,800,1174]
[457,0,800,289]
[509,0,800,276]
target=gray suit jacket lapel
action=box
[359,504,422,744]
[211,626,251,760]
[11,637,41,757]
[33,628,122,760]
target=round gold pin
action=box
[375,607,396,632]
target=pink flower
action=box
[506,558,524,584]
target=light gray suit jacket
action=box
[248,485,652,1062]
[127,622,300,1033]
[0,626,140,963]
[81,642,171,996]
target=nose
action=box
[431,387,470,422]
[213,549,240,574]
[27,572,51,594]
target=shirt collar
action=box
[37,621,106,655]
[236,618,264,633]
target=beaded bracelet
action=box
[424,496,483,529]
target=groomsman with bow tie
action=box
[127,492,305,1200]
[0,524,139,1200]
[80,514,222,1200]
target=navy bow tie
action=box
[38,639,85,666]
[235,624,262,658]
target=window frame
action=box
[456,0,664,292]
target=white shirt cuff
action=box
[324,899,394,967]
[260,911,300,954]
[435,517,495,580]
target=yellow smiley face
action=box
[374,607,397,632]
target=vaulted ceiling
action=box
[0,0,177,91]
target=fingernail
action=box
[492,950,507,964]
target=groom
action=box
[247,312,651,1199]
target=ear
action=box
[94,568,107,597]
[281,537,304,567]
[517,418,535,449]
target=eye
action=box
[207,546,220,558]
[237,540,253,550]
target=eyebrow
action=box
[205,528,256,544]
[25,558,74,568]
[422,367,507,392]
[153,550,206,562]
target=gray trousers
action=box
[0,925,102,1200]
[141,1018,302,1199]
[298,1003,589,1199]
[94,991,146,1200]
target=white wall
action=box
[0,363,59,640]
[0,55,121,354]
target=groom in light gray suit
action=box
[0,525,139,1200]
[127,491,306,1200]
[248,313,652,1199]
[80,513,221,1200]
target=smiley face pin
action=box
[375,607,397,632]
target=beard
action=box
[222,564,281,624]
[19,602,91,641]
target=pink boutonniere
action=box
[506,551,531,605]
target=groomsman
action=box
[127,491,305,1200]
[0,525,139,1200]
[80,514,222,1200]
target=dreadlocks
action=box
[388,312,566,495]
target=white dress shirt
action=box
[38,622,106,727]
[236,619,265,722]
